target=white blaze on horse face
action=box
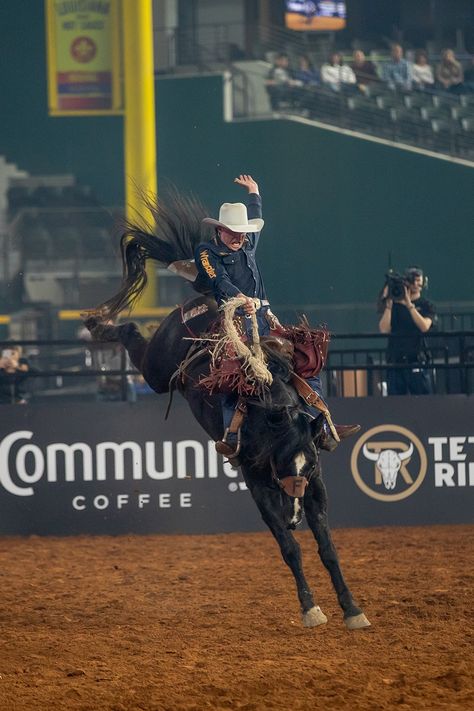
[294,452,306,475]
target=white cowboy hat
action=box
[202,202,264,233]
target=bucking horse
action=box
[83,191,370,631]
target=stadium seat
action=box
[459,94,474,108]
[7,186,31,212]
[431,118,454,133]
[451,106,474,120]
[81,228,113,259]
[430,119,459,154]
[22,226,52,260]
[389,107,412,121]
[375,93,401,109]
[461,117,474,132]
[457,120,474,158]
[344,95,379,133]
[308,88,344,124]
[395,116,430,146]
[49,227,81,259]
[404,93,431,110]
[420,105,451,121]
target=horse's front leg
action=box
[248,479,327,628]
[304,473,371,630]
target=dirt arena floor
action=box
[0,525,473,711]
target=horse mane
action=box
[245,377,315,470]
[261,341,293,383]
[92,187,212,319]
[243,346,315,470]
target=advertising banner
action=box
[45,0,122,115]
[324,395,474,527]
[0,396,472,536]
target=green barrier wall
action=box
[1,2,473,319]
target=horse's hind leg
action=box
[304,474,371,630]
[250,482,327,628]
[84,317,148,372]
[115,322,148,372]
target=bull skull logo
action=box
[351,425,427,502]
[362,442,414,490]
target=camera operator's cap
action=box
[202,202,264,233]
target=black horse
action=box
[84,192,370,630]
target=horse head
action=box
[242,354,325,485]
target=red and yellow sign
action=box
[45,0,122,115]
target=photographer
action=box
[378,267,435,395]
[0,346,30,404]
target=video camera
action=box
[385,267,426,301]
[385,271,408,301]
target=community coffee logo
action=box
[0,431,241,498]
[350,425,427,502]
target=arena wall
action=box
[0,396,472,536]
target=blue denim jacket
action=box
[195,193,267,306]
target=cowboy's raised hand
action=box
[234,174,259,195]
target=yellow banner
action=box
[45,0,122,115]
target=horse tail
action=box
[91,188,211,320]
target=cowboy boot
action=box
[319,423,361,452]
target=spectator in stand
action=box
[292,55,320,109]
[0,346,30,404]
[321,52,357,92]
[436,49,464,93]
[382,44,412,91]
[411,50,435,90]
[350,50,378,93]
[293,55,320,86]
[265,53,299,110]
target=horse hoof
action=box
[344,613,371,630]
[302,606,328,628]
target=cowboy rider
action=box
[195,174,360,457]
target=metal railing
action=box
[153,22,316,72]
[1,331,472,404]
[325,331,474,397]
[153,19,474,72]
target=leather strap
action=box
[291,372,340,442]
[227,397,247,434]
[279,475,308,498]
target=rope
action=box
[217,296,273,388]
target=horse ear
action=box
[310,413,326,441]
